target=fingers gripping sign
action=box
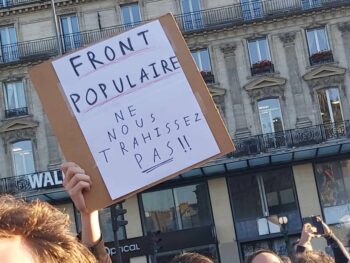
[62,162,92,214]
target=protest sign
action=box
[29,14,234,210]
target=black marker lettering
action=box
[87,51,104,69]
[70,93,81,113]
[69,55,83,77]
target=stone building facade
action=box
[0,0,350,263]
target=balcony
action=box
[309,50,334,66]
[200,71,215,84]
[174,0,350,33]
[251,60,275,76]
[5,107,28,118]
[0,0,42,9]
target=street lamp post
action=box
[278,216,289,255]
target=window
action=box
[121,3,141,27]
[315,159,350,224]
[258,98,284,134]
[11,140,35,176]
[191,49,214,83]
[181,0,203,31]
[0,0,13,8]
[306,27,333,65]
[241,0,263,20]
[140,183,212,233]
[248,38,274,75]
[301,0,321,10]
[228,169,301,240]
[60,14,80,52]
[3,81,27,118]
[0,26,18,62]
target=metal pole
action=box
[50,0,63,55]
[111,206,123,263]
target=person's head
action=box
[292,250,334,263]
[280,256,291,263]
[245,249,282,263]
[0,195,97,263]
[170,252,214,263]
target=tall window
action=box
[191,49,214,83]
[11,140,35,176]
[241,0,263,20]
[258,98,284,134]
[306,28,330,55]
[60,14,80,52]
[301,0,321,10]
[317,88,343,124]
[140,183,212,233]
[181,0,203,31]
[315,159,350,225]
[121,3,141,27]
[0,26,18,62]
[248,38,271,65]
[228,169,301,241]
[3,81,27,118]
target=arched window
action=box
[257,98,284,134]
[11,140,35,176]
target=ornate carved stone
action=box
[220,43,237,56]
[338,22,350,35]
[303,65,346,82]
[278,32,296,46]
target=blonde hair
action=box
[0,195,97,263]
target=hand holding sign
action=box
[29,14,234,210]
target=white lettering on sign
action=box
[26,171,64,190]
[105,244,141,255]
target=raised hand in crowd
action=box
[62,162,112,263]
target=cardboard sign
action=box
[29,14,234,211]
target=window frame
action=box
[257,97,285,134]
[121,3,142,26]
[11,139,36,176]
[190,48,212,72]
[305,27,331,56]
[3,80,27,117]
[247,37,272,65]
[316,87,344,124]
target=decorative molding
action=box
[56,7,78,15]
[208,86,226,97]
[246,33,266,40]
[0,119,38,134]
[338,21,350,35]
[278,31,297,46]
[244,76,287,91]
[303,65,346,81]
[220,43,237,56]
[244,76,287,102]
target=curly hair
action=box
[170,252,215,263]
[292,250,335,263]
[0,195,97,263]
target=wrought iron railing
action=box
[251,62,275,76]
[4,106,28,118]
[232,120,350,157]
[0,0,43,9]
[0,0,349,65]
[309,50,334,66]
[0,169,63,195]
[175,0,350,32]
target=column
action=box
[220,44,250,138]
[338,22,350,70]
[292,164,327,251]
[43,115,62,169]
[279,32,312,128]
[208,178,240,263]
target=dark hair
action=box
[245,249,282,263]
[292,251,334,263]
[0,195,97,263]
[170,252,214,263]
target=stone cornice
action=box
[303,65,346,81]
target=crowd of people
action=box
[0,162,349,263]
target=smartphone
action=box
[302,216,324,235]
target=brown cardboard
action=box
[29,13,234,211]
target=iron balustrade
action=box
[309,50,334,66]
[0,0,349,65]
[4,107,28,118]
[251,62,275,76]
[0,0,44,9]
[232,120,350,157]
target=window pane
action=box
[316,28,329,51]
[99,208,114,242]
[307,30,318,54]
[60,17,70,35]
[12,140,35,176]
[122,4,140,25]
[248,41,259,64]
[191,0,201,12]
[173,183,211,229]
[131,5,141,23]
[141,189,176,232]
[258,99,284,133]
[258,39,270,60]
[318,89,331,123]
[71,16,80,33]
[4,81,26,110]
[328,88,343,123]
[181,0,192,13]
[199,50,211,71]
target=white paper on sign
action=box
[52,20,220,199]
